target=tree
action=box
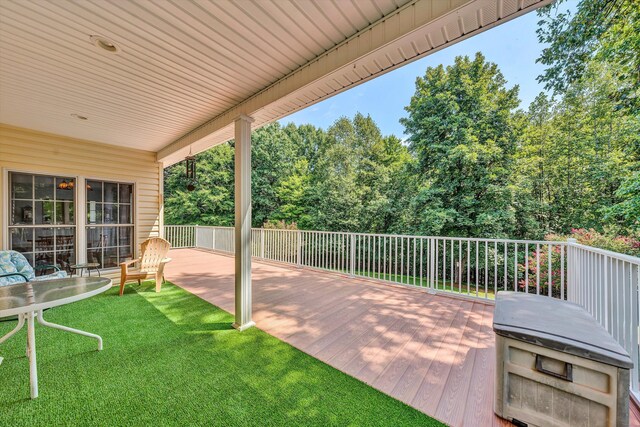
[513,94,555,237]
[536,0,640,109]
[250,123,301,227]
[163,143,234,225]
[401,53,521,237]
[605,172,640,232]
[306,117,365,231]
[518,61,639,234]
[272,158,312,227]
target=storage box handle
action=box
[535,354,573,382]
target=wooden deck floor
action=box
[165,249,640,427]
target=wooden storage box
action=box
[493,292,632,427]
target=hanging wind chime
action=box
[185,147,196,192]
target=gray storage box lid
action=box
[493,291,633,369]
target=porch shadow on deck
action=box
[165,248,640,427]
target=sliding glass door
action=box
[86,180,134,268]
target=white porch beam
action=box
[156,0,552,166]
[232,114,255,331]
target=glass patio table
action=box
[0,277,112,399]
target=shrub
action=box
[547,228,640,257]
[519,244,566,298]
[263,220,299,230]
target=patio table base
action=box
[0,310,103,399]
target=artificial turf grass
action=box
[0,281,444,427]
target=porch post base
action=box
[232,321,256,332]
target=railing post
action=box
[566,238,577,303]
[194,224,199,248]
[429,238,435,290]
[212,227,216,251]
[350,233,356,277]
[296,230,302,267]
[260,228,265,259]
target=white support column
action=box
[233,114,255,331]
[158,161,165,239]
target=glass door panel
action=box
[8,173,76,275]
[85,181,134,268]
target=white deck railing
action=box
[166,225,571,299]
[164,224,640,396]
[164,225,196,248]
[567,240,640,393]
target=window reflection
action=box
[85,180,134,268]
[9,173,76,274]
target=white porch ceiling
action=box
[0,0,551,165]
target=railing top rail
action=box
[346,233,566,245]
[570,241,640,265]
[168,224,567,245]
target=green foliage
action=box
[517,61,639,237]
[163,144,234,226]
[305,113,413,233]
[605,172,640,229]
[536,0,640,109]
[400,53,520,237]
[271,159,312,226]
[263,219,299,230]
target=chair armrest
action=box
[120,258,141,277]
[0,272,30,282]
[120,258,141,267]
[161,258,172,264]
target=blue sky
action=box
[281,2,575,138]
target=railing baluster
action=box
[475,240,479,297]
[514,242,518,293]
[524,243,529,293]
[458,240,462,294]
[413,237,417,286]
[466,240,470,295]
[548,243,552,297]
[484,241,488,297]
[394,236,398,283]
[560,244,565,300]
[419,238,423,287]
[400,237,404,283]
[536,243,540,295]
[451,240,455,291]
[504,242,508,291]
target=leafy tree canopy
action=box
[536,0,640,108]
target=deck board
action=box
[165,249,639,427]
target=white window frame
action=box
[3,168,137,273]
[84,177,136,270]
[5,170,78,271]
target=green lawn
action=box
[0,281,442,426]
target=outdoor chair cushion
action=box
[0,250,67,287]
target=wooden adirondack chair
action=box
[119,237,171,296]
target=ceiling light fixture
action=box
[71,113,88,120]
[89,35,120,53]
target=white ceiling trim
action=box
[157,0,552,166]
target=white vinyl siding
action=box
[0,124,162,277]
